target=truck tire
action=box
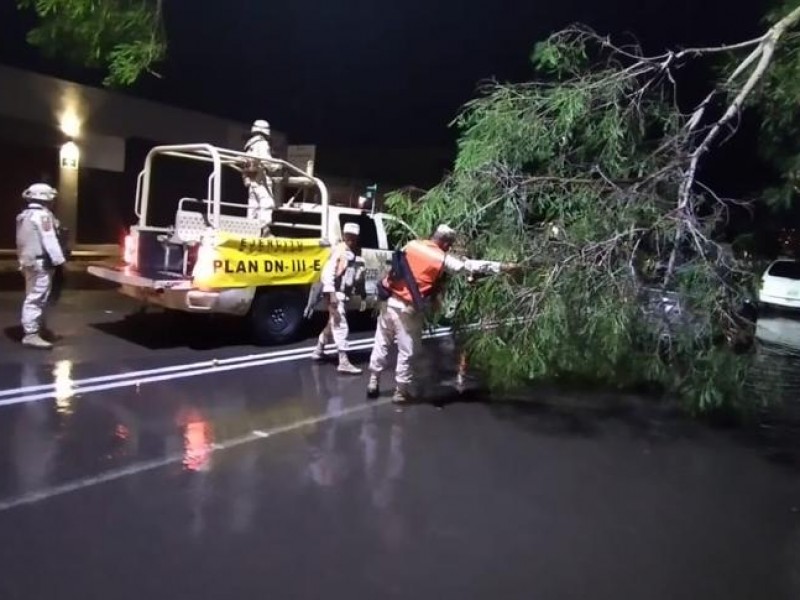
[249,288,306,345]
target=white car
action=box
[759,259,800,310]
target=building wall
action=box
[0,64,262,149]
[0,138,58,248]
[0,65,287,247]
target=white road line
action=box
[0,398,393,513]
[0,316,521,400]
[0,326,453,399]
[0,344,328,399]
[0,329,452,408]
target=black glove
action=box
[50,264,65,304]
[56,225,72,261]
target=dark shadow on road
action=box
[2,326,22,343]
[91,312,261,350]
[427,379,800,473]
[88,310,380,351]
[431,384,694,440]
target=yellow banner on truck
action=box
[193,233,332,288]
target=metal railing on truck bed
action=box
[133,143,331,243]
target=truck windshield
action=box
[340,215,379,249]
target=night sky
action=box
[0,0,773,149]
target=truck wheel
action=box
[249,289,305,345]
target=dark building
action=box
[0,64,287,252]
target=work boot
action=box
[22,333,52,349]
[337,354,362,375]
[366,373,380,399]
[392,386,414,404]
[311,344,325,361]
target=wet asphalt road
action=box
[0,290,800,599]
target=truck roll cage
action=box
[134,143,330,239]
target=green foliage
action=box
[16,0,166,86]
[744,0,800,208]
[530,36,588,76]
[393,27,758,413]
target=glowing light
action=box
[52,360,74,415]
[59,111,81,138]
[123,231,138,267]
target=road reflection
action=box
[305,364,350,488]
[177,407,214,473]
[305,361,409,547]
[12,363,60,497]
[753,316,800,407]
[52,360,75,416]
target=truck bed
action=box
[87,263,192,290]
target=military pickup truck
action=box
[87,143,413,344]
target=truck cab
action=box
[87,143,413,345]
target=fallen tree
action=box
[744,0,800,209]
[387,4,800,413]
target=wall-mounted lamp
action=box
[59,111,81,138]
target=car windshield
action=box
[768,261,800,280]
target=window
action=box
[340,214,379,249]
[768,260,800,280]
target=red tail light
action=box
[123,231,138,268]
[186,243,199,274]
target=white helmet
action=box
[22,183,57,202]
[434,224,457,242]
[251,119,271,137]
[343,222,360,237]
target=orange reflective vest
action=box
[384,239,446,304]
